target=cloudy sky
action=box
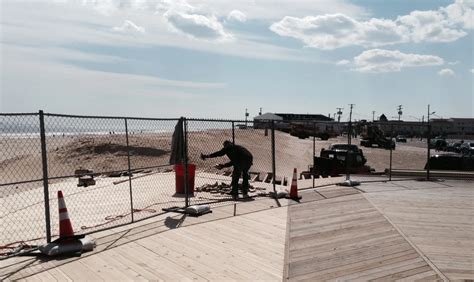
[0,0,473,120]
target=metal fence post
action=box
[39,110,52,243]
[271,121,276,193]
[124,118,134,222]
[426,124,431,181]
[389,123,393,181]
[232,121,235,145]
[312,122,316,188]
[183,117,189,207]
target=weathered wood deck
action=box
[285,192,440,281]
[1,179,472,281]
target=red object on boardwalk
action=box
[58,190,74,238]
[288,168,302,200]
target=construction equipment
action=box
[360,123,395,150]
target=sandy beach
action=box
[1,129,430,186]
[0,128,433,248]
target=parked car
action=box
[446,142,462,153]
[328,144,361,153]
[396,135,407,142]
[425,153,474,171]
[460,142,474,155]
[430,138,447,151]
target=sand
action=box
[1,129,430,186]
[0,129,432,245]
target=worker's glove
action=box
[214,164,224,170]
[200,153,207,160]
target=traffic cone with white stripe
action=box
[286,168,302,201]
[58,190,74,238]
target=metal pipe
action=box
[232,121,235,145]
[427,124,431,181]
[313,122,316,188]
[389,123,393,181]
[39,110,51,243]
[124,118,134,222]
[183,118,189,207]
[271,121,277,194]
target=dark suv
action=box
[460,142,474,155]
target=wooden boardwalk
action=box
[1,197,288,281]
[285,192,440,281]
[1,179,472,281]
[365,180,474,281]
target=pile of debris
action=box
[74,168,96,187]
[195,182,265,194]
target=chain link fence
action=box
[1,111,468,254]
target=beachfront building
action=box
[253,112,341,136]
[430,118,474,137]
[373,118,474,138]
[253,112,284,129]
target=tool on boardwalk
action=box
[162,204,212,217]
[39,190,95,256]
[286,168,302,201]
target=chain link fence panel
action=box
[1,113,47,247]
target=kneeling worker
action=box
[201,141,253,200]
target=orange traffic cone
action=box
[58,190,74,238]
[286,168,302,201]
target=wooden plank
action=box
[289,242,416,278]
[365,185,473,281]
[111,242,204,281]
[290,230,400,261]
[138,235,245,280]
[400,270,439,281]
[374,265,434,280]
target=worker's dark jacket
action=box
[208,144,253,169]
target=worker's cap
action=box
[223,140,232,147]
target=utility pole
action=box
[336,108,343,123]
[397,105,403,122]
[372,111,375,122]
[348,104,354,145]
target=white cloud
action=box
[442,0,474,29]
[227,10,247,23]
[352,49,444,73]
[164,10,232,41]
[397,10,466,43]
[76,0,366,20]
[438,68,455,76]
[270,0,473,49]
[270,14,406,50]
[471,68,474,73]
[113,20,145,34]
[448,61,460,65]
[336,59,351,65]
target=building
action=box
[369,118,474,138]
[274,113,333,122]
[253,112,341,134]
[431,118,474,137]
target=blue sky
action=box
[0,0,472,121]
